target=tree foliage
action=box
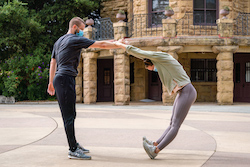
[0,0,44,61]
[0,0,101,100]
[37,0,101,49]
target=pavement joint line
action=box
[0,111,58,155]
[195,127,218,167]
[1,103,250,166]
[103,106,219,166]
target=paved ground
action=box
[0,102,250,167]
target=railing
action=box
[92,18,114,40]
[91,12,250,40]
[234,13,250,36]
[127,12,166,38]
[177,12,218,36]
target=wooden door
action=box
[148,71,162,101]
[234,54,250,102]
[97,59,114,102]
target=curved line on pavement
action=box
[125,111,218,166]
[0,113,58,155]
[199,130,217,166]
[177,120,218,167]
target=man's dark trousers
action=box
[53,74,77,151]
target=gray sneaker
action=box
[77,143,89,153]
[143,136,154,145]
[143,140,158,159]
[68,148,91,160]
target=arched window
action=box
[193,0,218,25]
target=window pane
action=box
[191,71,205,81]
[235,63,240,83]
[207,59,216,69]
[152,0,169,11]
[104,69,110,85]
[151,12,164,26]
[206,10,216,24]
[246,62,250,82]
[206,0,216,9]
[194,0,204,8]
[198,71,205,81]
[191,59,216,82]
[207,59,217,81]
[191,71,196,81]
[194,11,205,24]
[208,71,216,81]
[191,59,205,81]
[191,59,205,69]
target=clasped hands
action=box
[113,38,129,47]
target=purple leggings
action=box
[157,83,197,150]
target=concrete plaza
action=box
[0,102,250,167]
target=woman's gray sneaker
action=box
[68,148,91,160]
[143,140,158,159]
[77,143,89,153]
[143,136,154,145]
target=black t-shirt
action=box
[51,34,95,77]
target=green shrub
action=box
[0,47,51,101]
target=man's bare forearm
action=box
[49,58,57,84]
[89,41,122,49]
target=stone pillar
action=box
[75,27,94,103]
[217,19,234,38]
[83,51,98,104]
[212,46,239,105]
[83,26,94,39]
[113,49,130,105]
[113,22,127,40]
[81,27,96,104]
[157,46,184,105]
[76,27,93,103]
[113,21,130,105]
[75,54,83,103]
[162,19,177,38]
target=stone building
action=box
[77,0,250,105]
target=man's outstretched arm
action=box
[89,41,123,49]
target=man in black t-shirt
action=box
[47,17,121,160]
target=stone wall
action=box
[76,52,83,103]
[193,82,217,102]
[220,0,248,19]
[170,0,193,19]
[248,1,250,13]
[169,0,248,20]
[100,0,250,22]
[179,52,217,102]
[100,0,129,22]
[133,0,148,14]
[101,0,150,23]
[100,0,250,38]
[130,56,147,101]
